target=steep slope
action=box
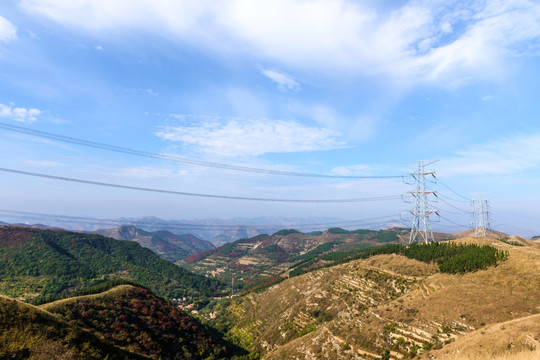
[223,237,540,359]
[42,285,240,359]
[425,313,540,360]
[0,225,224,302]
[0,294,148,359]
[94,225,214,262]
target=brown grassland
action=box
[225,236,540,359]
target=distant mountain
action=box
[94,225,214,262]
[0,215,394,245]
[179,227,412,288]
[116,216,350,245]
[0,225,224,302]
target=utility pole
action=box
[230,275,235,298]
[405,161,439,244]
[472,194,490,237]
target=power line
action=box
[437,197,470,214]
[436,178,470,201]
[0,208,402,231]
[436,192,470,204]
[0,167,403,203]
[438,214,471,229]
[0,122,402,179]
[432,206,470,216]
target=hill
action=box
[94,225,214,262]
[1,284,245,359]
[0,294,148,359]
[0,225,224,303]
[216,236,540,359]
[179,228,456,291]
[425,312,540,360]
[41,284,242,359]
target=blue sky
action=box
[0,0,539,236]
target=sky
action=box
[0,0,539,237]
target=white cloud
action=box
[260,67,300,91]
[125,88,158,97]
[442,133,540,176]
[291,103,376,141]
[0,103,42,122]
[155,117,345,157]
[18,0,540,86]
[330,164,372,176]
[0,16,17,42]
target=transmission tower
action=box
[404,161,439,244]
[472,194,490,237]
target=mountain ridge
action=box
[0,225,224,302]
[94,225,214,262]
[217,236,540,359]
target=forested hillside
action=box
[42,285,244,359]
[0,226,224,303]
[0,294,149,359]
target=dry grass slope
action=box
[226,237,540,359]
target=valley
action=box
[94,225,215,262]
[1,224,540,359]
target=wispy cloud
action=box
[0,15,17,42]
[330,164,372,176]
[90,166,185,179]
[260,67,299,91]
[125,88,158,97]
[25,160,66,167]
[155,117,346,157]
[0,103,42,122]
[442,133,540,176]
[18,0,540,86]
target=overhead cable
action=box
[0,167,402,203]
[438,214,471,229]
[437,197,470,214]
[0,122,402,179]
[436,192,470,204]
[0,209,402,231]
[432,206,470,216]
[436,178,470,201]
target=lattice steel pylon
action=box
[405,161,438,244]
[472,194,490,237]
